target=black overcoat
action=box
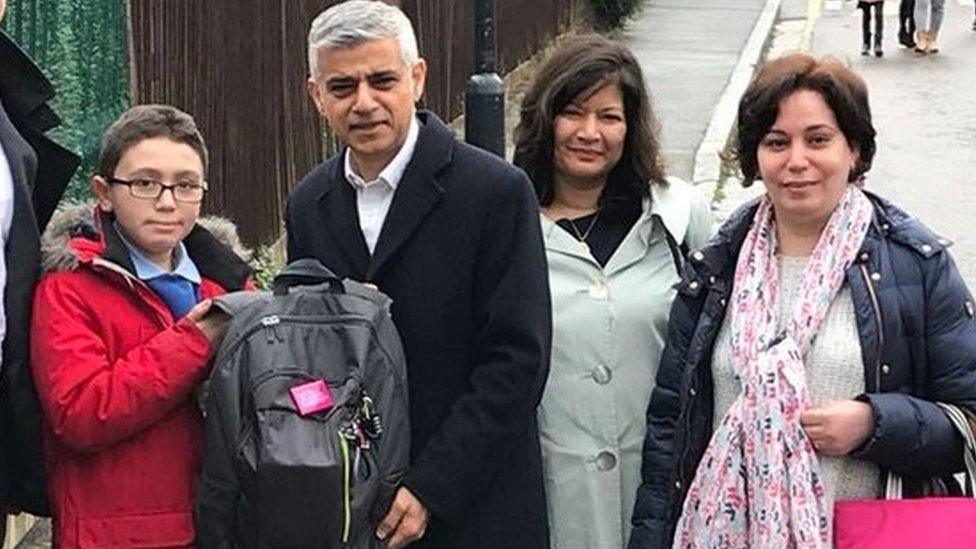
[0,31,78,516]
[286,111,552,548]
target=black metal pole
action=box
[464,0,505,157]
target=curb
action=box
[693,0,783,201]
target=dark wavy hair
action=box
[512,35,666,213]
[734,53,876,186]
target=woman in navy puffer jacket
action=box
[629,53,976,548]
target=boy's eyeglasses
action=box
[106,176,208,203]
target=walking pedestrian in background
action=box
[513,35,713,549]
[898,0,917,48]
[858,1,886,57]
[913,0,945,53]
[629,52,976,548]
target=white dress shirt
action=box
[0,142,16,373]
[344,114,420,254]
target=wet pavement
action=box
[815,0,976,286]
[716,0,976,288]
[619,0,775,182]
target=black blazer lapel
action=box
[0,33,78,231]
[366,113,453,280]
[0,100,49,515]
[315,157,370,277]
[23,130,76,231]
[0,100,38,216]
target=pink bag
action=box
[834,403,976,549]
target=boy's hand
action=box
[187,299,231,345]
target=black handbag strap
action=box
[656,215,689,276]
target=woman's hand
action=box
[800,400,875,456]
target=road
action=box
[813,0,976,286]
[718,0,976,287]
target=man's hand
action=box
[376,487,429,549]
[186,299,230,346]
[801,400,875,456]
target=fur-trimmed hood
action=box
[41,202,253,277]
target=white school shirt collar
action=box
[114,223,202,283]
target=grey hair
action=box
[308,0,420,80]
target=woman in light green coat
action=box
[513,36,714,549]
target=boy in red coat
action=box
[30,105,253,548]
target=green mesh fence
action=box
[2,0,129,203]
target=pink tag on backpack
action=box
[289,380,334,417]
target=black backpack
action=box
[195,259,410,549]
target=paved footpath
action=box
[618,0,775,183]
[720,0,976,286]
[812,0,976,286]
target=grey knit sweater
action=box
[710,255,881,529]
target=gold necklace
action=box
[567,209,601,251]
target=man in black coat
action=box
[0,0,80,541]
[287,1,551,547]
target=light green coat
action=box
[538,178,714,549]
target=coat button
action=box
[859,252,869,262]
[881,223,891,232]
[719,298,728,307]
[692,251,705,262]
[689,281,701,291]
[595,451,617,471]
[881,364,890,375]
[689,387,697,397]
[938,238,951,247]
[870,272,881,282]
[589,282,609,299]
[921,244,933,254]
[592,364,613,385]
[708,276,717,285]
[674,480,682,489]
[966,301,975,318]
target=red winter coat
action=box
[30,205,253,548]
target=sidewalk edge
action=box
[693,0,783,200]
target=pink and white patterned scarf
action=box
[674,186,874,548]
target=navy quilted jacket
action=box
[629,192,976,548]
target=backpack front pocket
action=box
[249,369,358,548]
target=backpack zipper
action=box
[338,432,352,544]
[214,314,370,369]
[261,315,283,343]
